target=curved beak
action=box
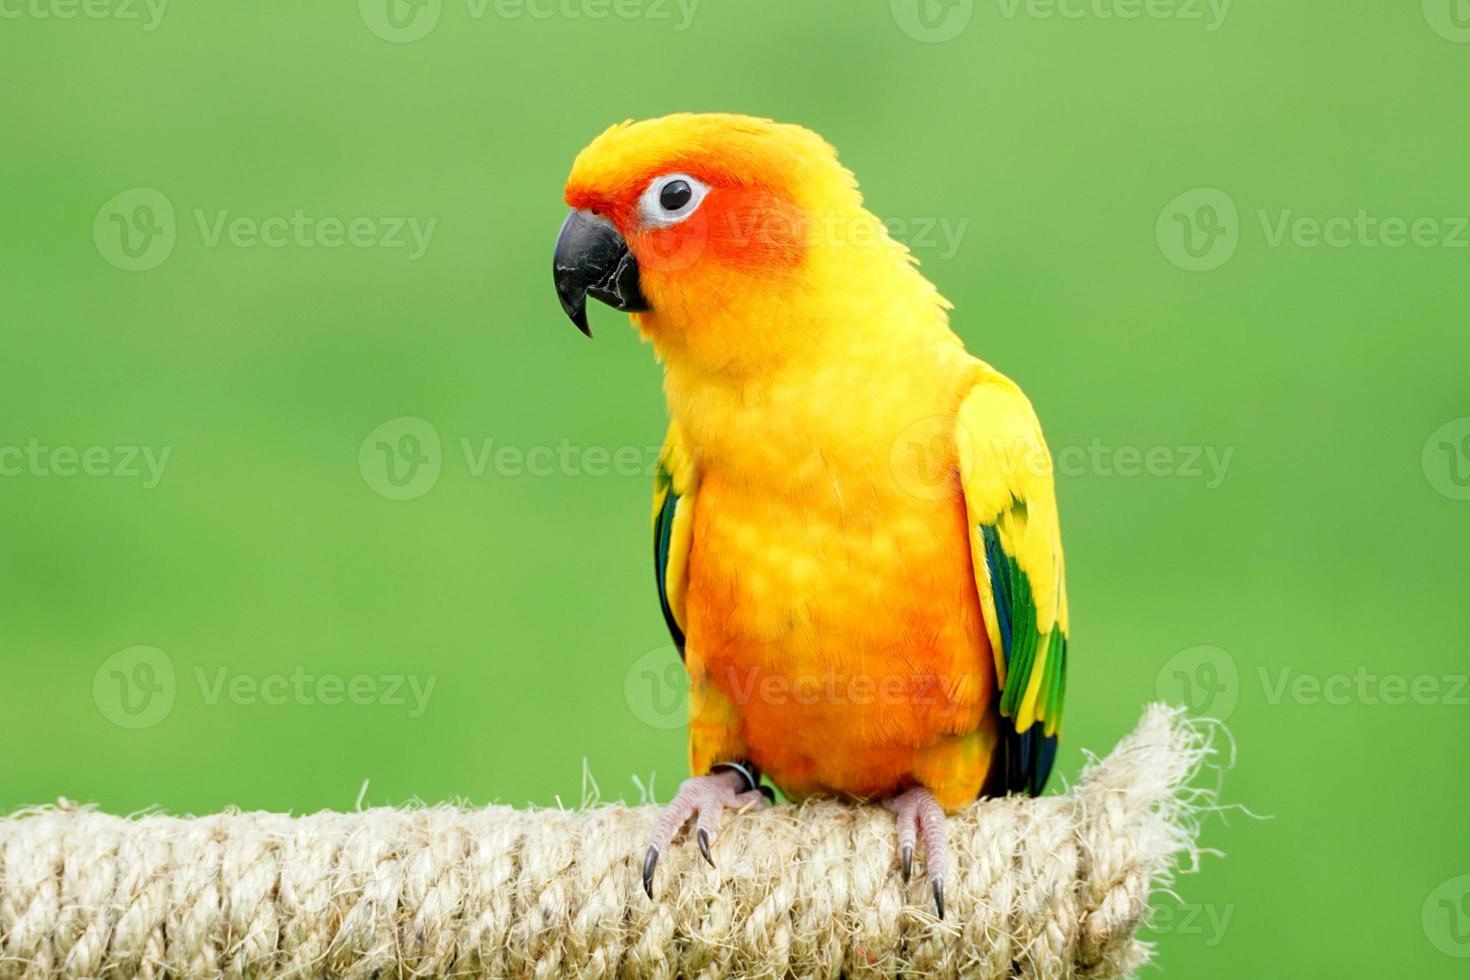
[552,209,649,337]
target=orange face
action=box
[554,114,862,365]
[564,156,808,284]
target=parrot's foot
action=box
[642,768,766,898]
[885,786,949,919]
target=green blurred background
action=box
[3,0,1468,974]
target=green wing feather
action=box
[956,371,1069,795]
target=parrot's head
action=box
[553,113,943,374]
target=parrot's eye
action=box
[660,180,692,211]
[638,173,709,228]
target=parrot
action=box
[551,113,1068,918]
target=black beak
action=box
[552,209,649,337]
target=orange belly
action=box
[686,469,995,807]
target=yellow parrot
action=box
[552,114,1068,918]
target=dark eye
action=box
[659,179,693,212]
[640,173,708,227]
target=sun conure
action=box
[552,113,1069,918]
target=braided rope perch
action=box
[0,704,1212,979]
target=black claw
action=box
[642,845,659,899]
[900,844,913,883]
[932,878,945,920]
[696,828,715,868]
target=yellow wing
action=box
[651,423,751,776]
[651,421,697,656]
[955,367,1069,795]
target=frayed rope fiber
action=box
[0,705,1213,980]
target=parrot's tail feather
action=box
[1032,727,1060,794]
[0,704,1219,980]
[995,721,1059,797]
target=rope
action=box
[0,705,1212,979]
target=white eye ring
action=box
[638,173,710,229]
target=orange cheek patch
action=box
[703,188,808,273]
[629,187,808,280]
